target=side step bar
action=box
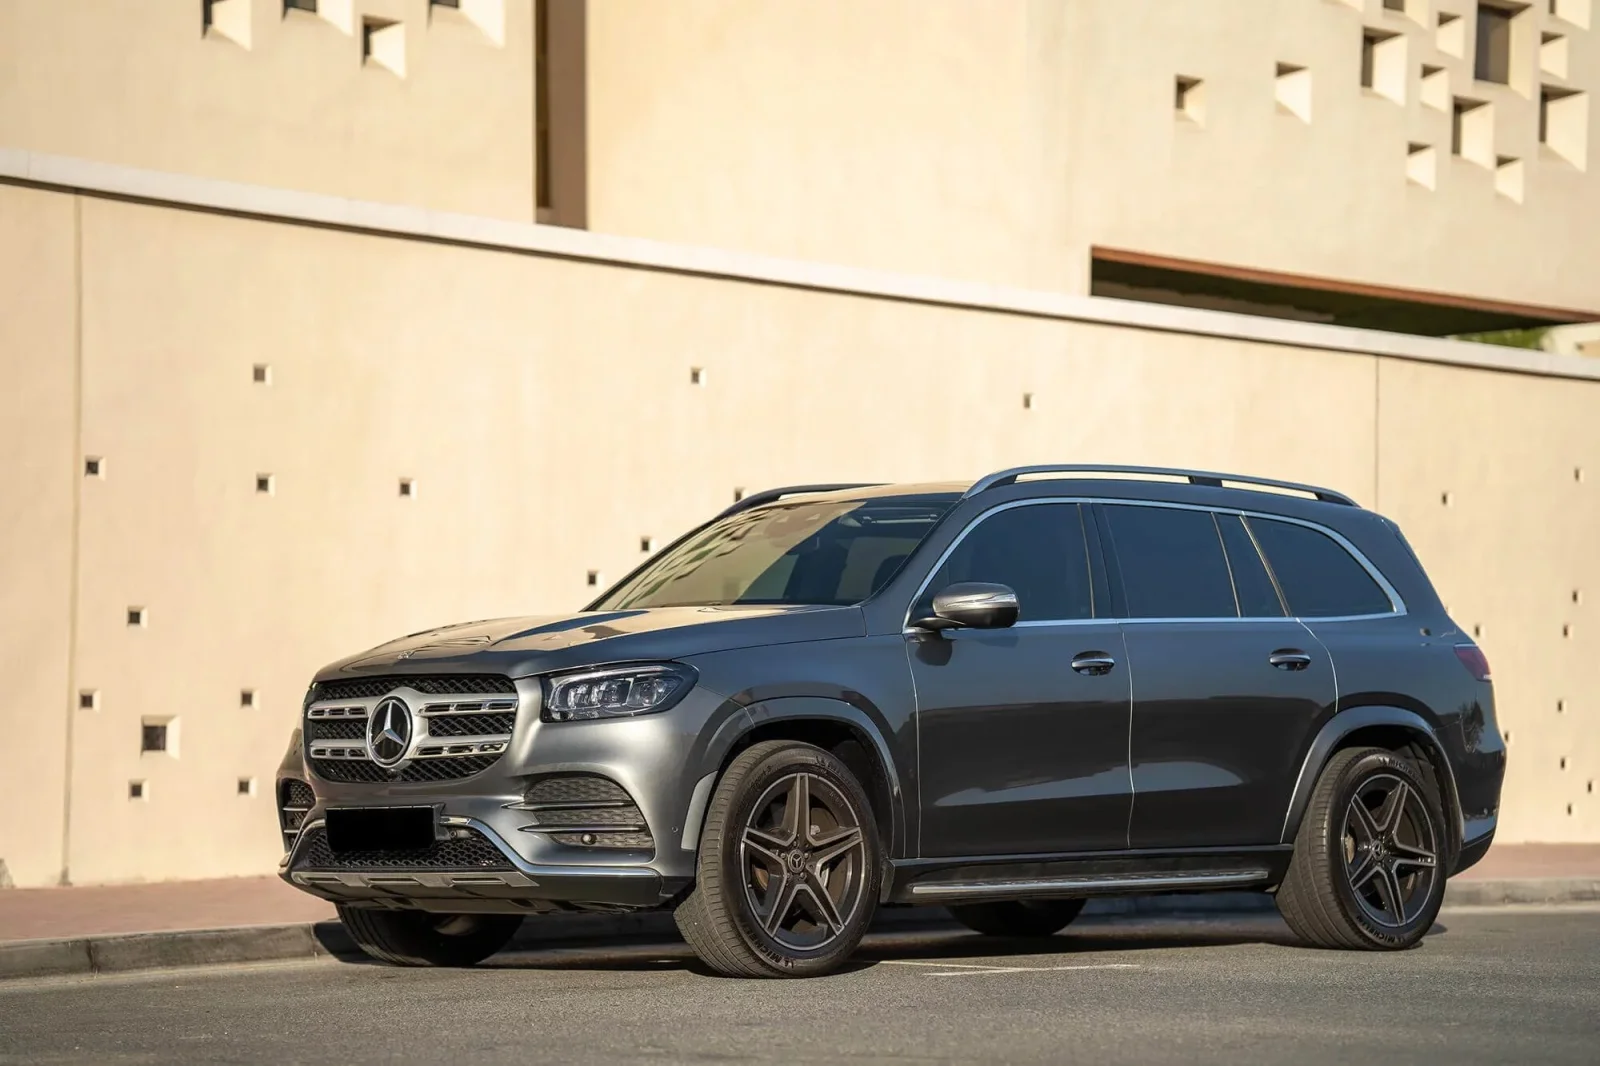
[906,868,1271,902]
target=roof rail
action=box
[963,465,1356,506]
[713,483,884,521]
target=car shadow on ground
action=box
[476,913,1324,976]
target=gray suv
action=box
[278,465,1505,977]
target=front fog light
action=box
[541,663,696,722]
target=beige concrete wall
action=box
[0,164,1595,884]
[1376,359,1600,841]
[0,0,535,221]
[4,1,1593,311]
[1061,0,1600,313]
[0,185,77,888]
[585,0,1079,291]
[587,0,1599,308]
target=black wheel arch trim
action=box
[701,696,908,861]
[1279,705,1464,862]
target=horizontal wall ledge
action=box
[2,145,1597,383]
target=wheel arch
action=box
[1280,705,1464,867]
[687,697,907,861]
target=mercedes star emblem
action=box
[367,695,414,768]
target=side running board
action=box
[906,868,1271,902]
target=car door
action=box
[1097,503,1337,849]
[909,501,1132,857]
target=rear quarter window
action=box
[1247,517,1395,618]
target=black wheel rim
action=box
[739,771,868,952]
[1341,772,1440,929]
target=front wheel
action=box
[948,898,1086,938]
[674,740,882,977]
[337,906,522,966]
[1276,746,1447,950]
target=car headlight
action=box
[540,663,697,722]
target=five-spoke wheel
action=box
[739,771,870,951]
[1278,746,1448,949]
[675,740,881,977]
[1342,773,1440,929]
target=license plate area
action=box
[325,806,436,853]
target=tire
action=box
[674,740,882,978]
[1277,746,1447,950]
[948,898,1086,938]
[337,905,522,966]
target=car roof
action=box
[744,468,1361,518]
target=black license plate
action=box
[325,806,436,853]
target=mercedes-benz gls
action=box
[277,465,1505,977]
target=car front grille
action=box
[425,711,517,737]
[307,719,366,742]
[279,779,316,852]
[304,676,519,784]
[294,826,514,871]
[512,774,654,852]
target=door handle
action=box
[1071,652,1117,676]
[1269,649,1313,671]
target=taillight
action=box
[1454,643,1491,682]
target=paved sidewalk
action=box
[0,876,334,944]
[1,844,1596,946]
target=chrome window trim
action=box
[901,496,1405,631]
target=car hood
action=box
[314,604,866,683]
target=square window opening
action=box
[1175,76,1205,122]
[141,723,169,754]
[1475,3,1519,84]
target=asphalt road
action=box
[1,907,1596,1065]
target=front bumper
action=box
[283,816,670,911]
[277,675,745,912]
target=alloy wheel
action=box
[1341,772,1440,928]
[739,771,869,952]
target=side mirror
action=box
[912,582,1019,633]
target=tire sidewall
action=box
[709,743,882,976]
[1322,750,1447,948]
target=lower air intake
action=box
[295,826,514,871]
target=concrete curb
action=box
[0,881,1589,981]
[1441,878,1600,906]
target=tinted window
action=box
[596,496,953,609]
[919,503,1093,622]
[1216,514,1285,618]
[1248,517,1394,617]
[1104,505,1237,619]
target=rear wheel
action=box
[948,898,1086,938]
[675,740,881,978]
[337,906,522,966]
[1277,746,1446,950]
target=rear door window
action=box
[919,503,1094,622]
[1102,505,1238,619]
[1247,517,1395,617]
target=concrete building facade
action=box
[0,0,1597,887]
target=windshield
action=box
[594,496,956,610]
